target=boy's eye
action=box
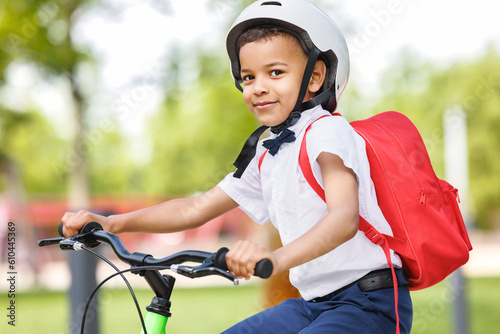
[242,75,254,81]
[270,70,283,77]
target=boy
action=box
[62,0,412,332]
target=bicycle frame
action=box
[141,311,168,334]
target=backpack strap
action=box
[297,114,336,201]
[358,219,400,334]
[258,149,269,173]
[298,113,402,334]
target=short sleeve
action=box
[305,116,366,188]
[217,153,270,225]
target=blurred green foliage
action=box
[0,0,95,199]
[0,1,499,228]
[0,108,66,193]
[0,0,90,76]
[145,45,259,195]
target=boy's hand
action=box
[225,240,276,280]
[61,210,111,237]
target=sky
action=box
[71,0,500,90]
[344,0,500,87]
[5,0,500,159]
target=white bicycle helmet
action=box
[226,0,349,112]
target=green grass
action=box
[409,277,500,334]
[1,277,498,333]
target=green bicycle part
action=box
[140,311,168,334]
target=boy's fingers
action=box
[61,210,100,237]
[227,241,266,280]
[231,242,250,279]
[226,242,243,278]
[61,211,77,236]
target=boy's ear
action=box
[308,60,327,94]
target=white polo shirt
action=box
[218,106,401,301]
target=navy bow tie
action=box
[262,128,296,156]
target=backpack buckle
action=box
[363,228,386,246]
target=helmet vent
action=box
[261,1,282,6]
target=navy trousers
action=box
[222,282,412,334]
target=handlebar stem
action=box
[139,270,176,302]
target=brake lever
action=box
[171,264,239,286]
[38,237,64,247]
[72,232,101,248]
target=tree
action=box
[0,1,104,332]
[0,0,96,206]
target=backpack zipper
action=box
[454,188,461,203]
[419,188,426,206]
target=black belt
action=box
[311,268,408,303]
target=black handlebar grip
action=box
[80,221,103,233]
[58,221,103,237]
[214,247,273,279]
[214,247,230,270]
[254,259,273,279]
[58,222,64,237]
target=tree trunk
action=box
[67,72,99,334]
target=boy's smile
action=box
[239,35,315,128]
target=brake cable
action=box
[78,245,150,334]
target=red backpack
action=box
[297,111,472,333]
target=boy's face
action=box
[239,35,315,127]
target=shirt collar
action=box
[270,105,329,138]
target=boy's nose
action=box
[253,78,269,95]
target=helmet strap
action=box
[233,124,269,178]
[291,46,321,113]
[267,46,320,135]
[302,85,336,111]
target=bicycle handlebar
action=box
[40,222,273,280]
